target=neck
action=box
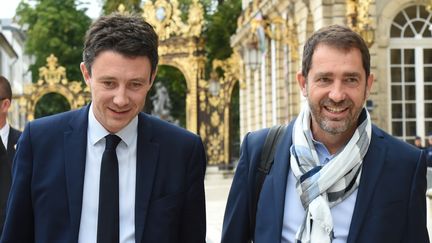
[0,118,6,130]
[311,125,356,155]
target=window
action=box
[390,5,432,144]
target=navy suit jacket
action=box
[222,122,429,243]
[1,106,207,243]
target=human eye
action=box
[316,77,331,86]
[102,80,115,89]
[344,77,360,86]
[129,81,144,90]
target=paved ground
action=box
[205,167,233,243]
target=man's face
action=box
[81,51,155,133]
[297,44,374,138]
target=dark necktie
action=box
[97,134,121,243]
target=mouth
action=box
[324,106,348,113]
[108,107,131,115]
[322,105,350,120]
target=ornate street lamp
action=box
[244,39,261,71]
[208,71,221,96]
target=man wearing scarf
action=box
[222,25,429,243]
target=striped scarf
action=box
[290,104,371,243]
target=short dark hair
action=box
[0,76,12,101]
[83,13,159,77]
[301,25,370,79]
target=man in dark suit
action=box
[0,76,21,235]
[222,25,428,243]
[1,13,206,243]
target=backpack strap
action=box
[249,124,288,240]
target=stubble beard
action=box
[308,98,363,135]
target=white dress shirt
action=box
[0,122,10,148]
[281,139,357,243]
[78,105,137,243]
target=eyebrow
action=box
[343,72,361,77]
[313,72,333,78]
[96,76,117,81]
[96,76,148,82]
[313,72,361,78]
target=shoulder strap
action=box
[249,124,287,240]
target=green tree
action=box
[102,0,142,14]
[205,0,241,64]
[177,0,213,21]
[16,0,91,82]
[16,0,91,117]
[34,93,71,118]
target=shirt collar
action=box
[88,104,138,147]
[0,122,10,145]
[310,134,337,165]
[0,122,9,135]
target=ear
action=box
[0,99,11,112]
[365,73,374,98]
[80,62,91,86]
[296,71,308,97]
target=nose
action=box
[112,86,129,107]
[328,81,346,103]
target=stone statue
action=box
[151,82,179,125]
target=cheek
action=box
[92,90,111,104]
[307,89,324,102]
[351,90,367,105]
[132,92,148,106]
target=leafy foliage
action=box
[102,0,142,14]
[204,0,241,65]
[16,0,91,118]
[16,0,91,82]
[34,93,71,118]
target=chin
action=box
[321,121,350,135]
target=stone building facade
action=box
[0,19,32,130]
[233,0,432,146]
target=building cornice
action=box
[0,33,18,58]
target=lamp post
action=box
[244,38,262,71]
[208,71,221,97]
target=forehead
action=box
[91,51,152,76]
[309,44,364,73]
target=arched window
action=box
[389,5,432,144]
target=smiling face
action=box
[81,51,155,133]
[297,44,374,140]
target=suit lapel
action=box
[135,113,159,243]
[64,107,89,240]
[347,127,386,243]
[270,122,294,240]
